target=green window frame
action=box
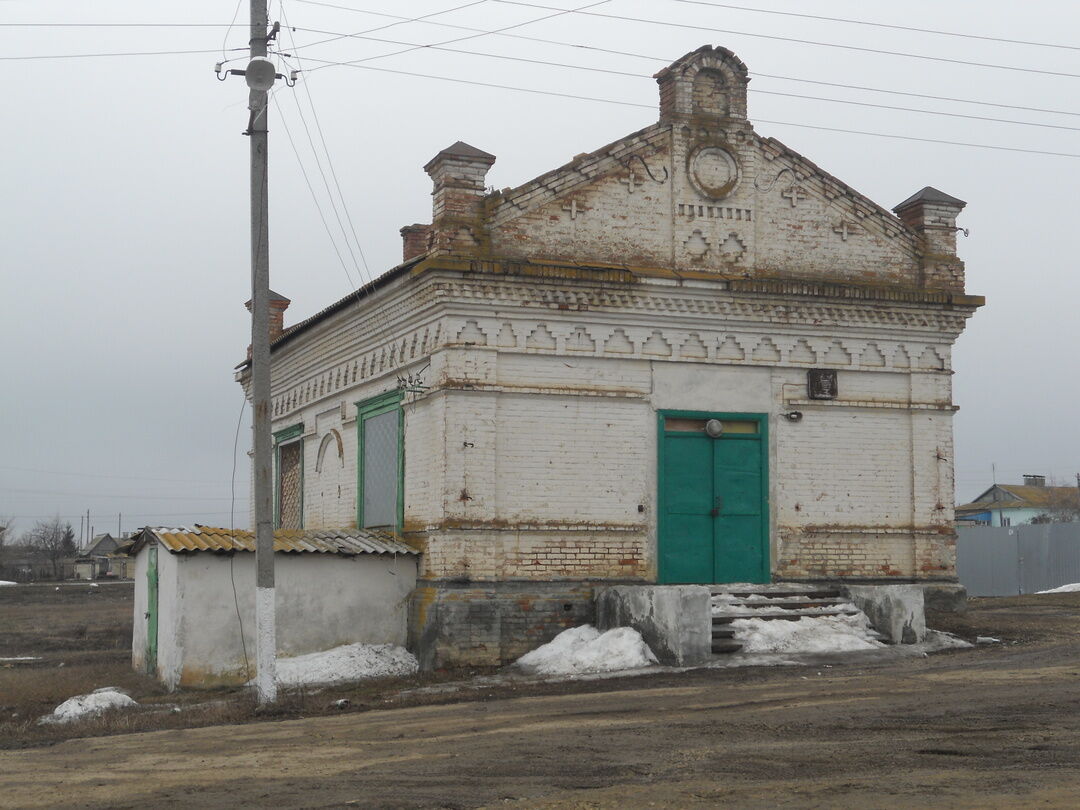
[356,390,404,533]
[274,423,304,530]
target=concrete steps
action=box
[709,584,863,654]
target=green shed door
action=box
[146,546,158,675]
[658,414,768,584]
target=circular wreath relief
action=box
[687,145,739,200]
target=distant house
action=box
[956,475,1080,527]
[74,533,134,580]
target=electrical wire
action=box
[669,0,1080,52]
[289,57,1080,158]
[223,0,245,62]
[289,0,491,54]
[0,22,244,27]
[288,3,1080,119]
[303,0,612,73]
[288,28,1080,133]
[280,1,371,280]
[492,0,1080,80]
[3,487,245,501]
[228,394,251,682]
[0,48,245,61]
[0,464,234,485]
[271,93,359,289]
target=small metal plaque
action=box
[808,369,838,400]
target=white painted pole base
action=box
[255,585,277,704]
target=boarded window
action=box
[358,392,403,530]
[278,440,303,530]
[692,69,728,117]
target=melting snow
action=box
[0,580,16,586]
[269,643,418,688]
[1036,582,1080,594]
[731,613,885,654]
[39,689,138,724]
[515,625,658,676]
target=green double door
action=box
[658,412,769,584]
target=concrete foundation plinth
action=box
[920,582,968,614]
[844,584,926,644]
[596,585,711,666]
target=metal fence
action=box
[957,524,1080,596]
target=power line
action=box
[271,94,358,288]
[0,22,242,28]
[11,511,249,520]
[288,4,1080,119]
[0,464,233,485]
[280,1,371,280]
[3,487,244,501]
[222,0,245,62]
[289,0,491,54]
[288,28,1080,134]
[1,47,247,61]
[492,0,1080,80]
[293,57,1080,159]
[670,0,1080,52]
[750,73,1080,120]
[304,0,612,73]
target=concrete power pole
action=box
[248,0,277,705]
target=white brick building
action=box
[238,46,981,667]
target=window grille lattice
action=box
[279,441,302,530]
[363,410,398,528]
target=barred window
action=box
[274,424,304,530]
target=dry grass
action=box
[0,581,499,749]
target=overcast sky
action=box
[3,0,1079,539]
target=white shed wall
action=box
[132,549,416,690]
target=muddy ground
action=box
[1,591,1079,808]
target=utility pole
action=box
[248,0,277,706]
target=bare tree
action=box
[0,516,13,576]
[1030,481,1080,524]
[24,517,77,580]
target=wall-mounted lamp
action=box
[782,411,803,423]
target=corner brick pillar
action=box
[893,187,967,293]
[245,290,291,358]
[423,141,496,256]
[400,223,433,262]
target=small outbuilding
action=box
[129,526,417,689]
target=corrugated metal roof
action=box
[957,485,1080,512]
[139,526,417,556]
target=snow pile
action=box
[712,593,863,618]
[1036,582,1080,594]
[39,688,137,724]
[0,580,16,586]
[515,625,658,676]
[731,613,885,654]
[922,630,974,651]
[271,643,418,688]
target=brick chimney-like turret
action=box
[400,223,433,262]
[423,141,495,255]
[893,187,967,292]
[245,289,291,343]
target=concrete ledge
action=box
[596,585,711,666]
[920,582,967,614]
[844,584,926,644]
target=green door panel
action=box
[146,546,159,675]
[660,435,714,584]
[658,412,768,585]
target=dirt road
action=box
[3,597,1080,809]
